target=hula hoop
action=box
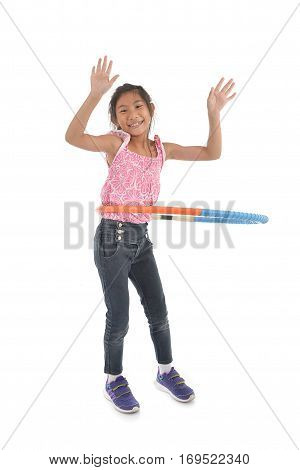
[96,205,269,224]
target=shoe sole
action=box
[155,380,195,402]
[103,388,140,413]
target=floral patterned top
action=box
[99,129,166,224]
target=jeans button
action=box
[117,235,122,240]
[118,222,123,227]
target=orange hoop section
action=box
[96,205,203,216]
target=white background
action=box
[1,0,300,468]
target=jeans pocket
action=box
[101,233,121,260]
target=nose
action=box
[129,109,141,119]
[128,114,140,121]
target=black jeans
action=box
[94,217,173,375]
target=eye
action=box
[136,105,143,108]
[120,110,126,113]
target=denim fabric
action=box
[94,217,173,374]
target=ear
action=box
[150,102,155,116]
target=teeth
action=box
[129,121,143,128]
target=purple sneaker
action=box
[155,367,195,402]
[104,376,140,413]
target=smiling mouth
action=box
[128,120,144,128]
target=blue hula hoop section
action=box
[197,210,269,224]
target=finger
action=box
[224,82,235,95]
[227,92,236,101]
[96,57,102,72]
[221,78,234,93]
[91,65,95,74]
[102,55,107,72]
[106,60,113,75]
[109,74,120,85]
[215,77,224,91]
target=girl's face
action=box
[115,91,154,136]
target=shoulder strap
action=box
[154,135,166,168]
[108,129,131,150]
[105,130,131,165]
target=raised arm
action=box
[164,77,236,161]
[65,55,120,153]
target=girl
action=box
[65,55,236,414]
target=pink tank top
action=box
[99,129,166,224]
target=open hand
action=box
[90,55,120,98]
[207,78,236,115]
